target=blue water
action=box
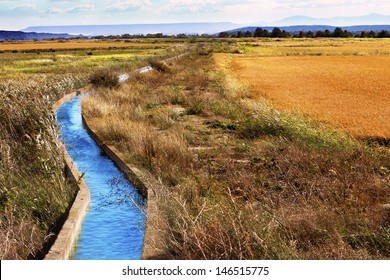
[118,74,130,82]
[56,96,146,260]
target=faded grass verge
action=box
[238,109,354,150]
[158,183,298,259]
[0,74,85,259]
[83,48,390,259]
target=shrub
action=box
[148,59,171,73]
[186,103,204,115]
[90,69,119,88]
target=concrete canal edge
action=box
[46,84,165,260]
[81,114,165,259]
[45,87,92,260]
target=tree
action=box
[368,31,376,38]
[254,28,263,37]
[315,30,325,38]
[270,27,282,38]
[306,31,314,38]
[262,29,270,37]
[333,27,343,37]
[281,30,291,38]
[359,31,367,38]
[219,32,229,38]
[244,31,253,37]
[377,30,390,38]
[343,30,353,38]
[254,28,270,37]
[176,33,188,38]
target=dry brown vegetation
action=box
[0,75,85,259]
[83,47,390,259]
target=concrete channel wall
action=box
[82,116,165,259]
[45,87,92,260]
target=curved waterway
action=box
[56,96,145,260]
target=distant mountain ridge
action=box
[17,14,390,37]
[0,30,76,41]
[22,22,241,36]
[260,13,390,27]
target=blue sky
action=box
[0,0,390,30]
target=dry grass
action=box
[0,75,86,259]
[218,53,390,139]
[83,48,390,260]
[0,213,44,260]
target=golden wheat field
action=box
[239,38,390,56]
[217,44,390,139]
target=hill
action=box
[261,13,390,27]
[22,22,241,36]
[0,30,76,41]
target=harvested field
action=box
[238,38,390,56]
[0,43,169,79]
[225,55,390,139]
[0,40,167,51]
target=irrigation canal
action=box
[56,95,146,260]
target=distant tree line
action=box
[88,27,390,40]
[219,27,390,39]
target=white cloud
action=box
[48,0,80,1]
[274,0,381,9]
[165,0,257,14]
[105,0,152,12]
[69,5,95,13]
[0,3,38,17]
[1,0,389,30]
[46,4,94,14]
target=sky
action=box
[0,0,390,30]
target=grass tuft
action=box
[148,59,171,73]
[90,69,120,88]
